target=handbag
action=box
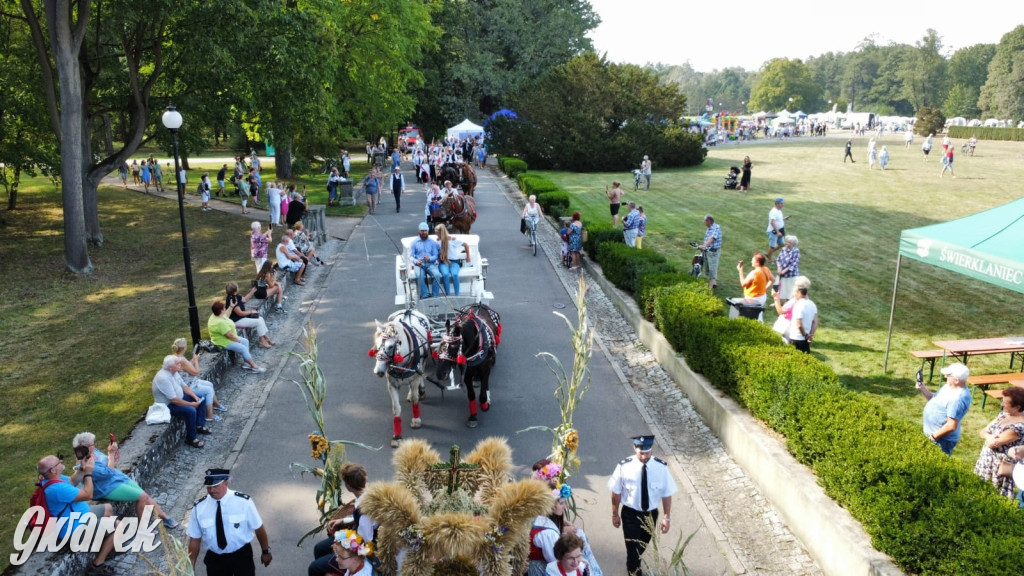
[145,403,172,425]
[996,456,1015,478]
[520,218,527,235]
[772,315,790,336]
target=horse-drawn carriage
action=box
[369,234,500,446]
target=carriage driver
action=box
[441,180,458,198]
[411,222,442,299]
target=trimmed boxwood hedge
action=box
[593,242,676,293]
[499,157,528,178]
[537,191,570,219]
[639,275,1024,574]
[517,173,559,195]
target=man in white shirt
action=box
[765,197,789,261]
[276,234,306,285]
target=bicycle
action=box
[632,169,643,191]
[526,218,538,256]
[688,241,708,278]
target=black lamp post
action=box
[162,105,202,347]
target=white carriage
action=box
[394,234,494,393]
[394,233,493,315]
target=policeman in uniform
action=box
[187,469,272,576]
[607,435,677,576]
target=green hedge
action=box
[948,126,1024,141]
[499,157,528,178]
[594,242,676,293]
[517,173,559,195]
[537,191,570,219]
[581,222,622,259]
[628,260,1024,574]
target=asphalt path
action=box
[225,167,731,575]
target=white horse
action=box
[371,309,431,447]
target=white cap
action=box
[940,362,969,382]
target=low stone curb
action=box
[583,259,903,576]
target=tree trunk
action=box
[46,0,93,274]
[102,113,114,155]
[275,140,293,179]
[81,99,103,245]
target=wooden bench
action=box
[910,349,945,382]
[982,381,1024,407]
[967,373,1024,408]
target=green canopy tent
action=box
[883,197,1024,370]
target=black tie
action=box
[215,500,227,550]
[641,463,650,511]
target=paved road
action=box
[227,167,733,576]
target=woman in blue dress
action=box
[140,161,152,192]
[567,211,583,270]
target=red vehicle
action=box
[399,125,423,146]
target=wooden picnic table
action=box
[932,337,1024,369]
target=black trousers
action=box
[204,542,255,576]
[621,505,658,576]
[393,187,402,211]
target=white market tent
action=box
[882,198,1024,370]
[447,119,484,141]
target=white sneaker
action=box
[252,366,267,374]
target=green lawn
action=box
[539,135,1023,469]
[0,181,264,569]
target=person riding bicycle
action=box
[522,195,544,245]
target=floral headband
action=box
[335,529,374,557]
[533,462,562,482]
[553,483,572,500]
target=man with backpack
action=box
[35,453,118,575]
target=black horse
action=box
[435,304,501,428]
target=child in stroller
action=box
[724,166,740,189]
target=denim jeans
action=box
[225,339,252,362]
[167,393,207,440]
[189,379,216,413]
[308,537,335,576]
[438,261,462,295]
[417,262,441,298]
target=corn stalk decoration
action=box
[289,323,378,544]
[520,275,593,487]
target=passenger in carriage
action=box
[435,225,471,296]
[425,184,444,224]
[411,222,442,299]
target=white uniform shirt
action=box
[606,456,677,512]
[187,490,263,554]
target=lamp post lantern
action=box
[161,105,202,348]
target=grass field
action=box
[0,181,297,570]
[538,134,1024,470]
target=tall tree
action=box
[900,30,947,110]
[748,58,821,113]
[413,0,599,134]
[978,25,1024,120]
[27,0,92,272]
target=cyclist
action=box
[521,194,544,246]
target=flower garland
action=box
[483,524,509,554]
[399,525,424,552]
[335,529,374,558]
[532,461,562,482]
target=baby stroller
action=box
[724,167,740,189]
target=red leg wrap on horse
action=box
[412,404,421,419]
[393,416,402,437]
[469,400,478,416]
